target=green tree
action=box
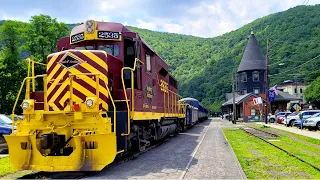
[0,20,28,114]
[25,14,70,90]
[26,14,69,63]
[305,76,320,104]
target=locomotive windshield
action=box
[98,44,119,56]
[75,46,94,50]
[75,44,119,56]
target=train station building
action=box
[222,31,301,121]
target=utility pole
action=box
[265,39,269,124]
[232,73,236,124]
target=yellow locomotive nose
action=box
[5,129,117,171]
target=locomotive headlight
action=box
[85,20,95,34]
[21,100,34,111]
[22,102,29,109]
[85,97,97,109]
[86,99,94,107]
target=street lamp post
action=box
[265,39,269,124]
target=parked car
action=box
[6,115,24,122]
[223,113,233,120]
[0,114,16,154]
[268,112,291,123]
[277,113,291,124]
[268,113,276,123]
[282,112,296,124]
[303,112,320,130]
[276,112,291,123]
[284,110,320,127]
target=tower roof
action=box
[237,32,266,72]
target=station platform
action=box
[87,118,246,179]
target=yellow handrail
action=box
[11,75,47,133]
[103,77,117,135]
[71,73,117,135]
[120,58,143,136]
[25,58,46,93]
[155,73,186,116]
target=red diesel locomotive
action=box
[5,20,187,171]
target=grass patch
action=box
[246,124,320,167]
[223,128,320,179]
[0,157,17,177]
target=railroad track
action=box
[241,126,320,172]
[18,136,173,179]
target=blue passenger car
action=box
[179,98,209,126]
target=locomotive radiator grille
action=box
[46,50,109,111]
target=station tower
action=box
[237,31,266,96]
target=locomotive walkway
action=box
[86,118,246,179]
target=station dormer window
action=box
[241,72,247,82]
[253,71,259,82]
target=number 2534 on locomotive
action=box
[4,20,188,172]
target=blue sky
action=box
[0,0,319,37]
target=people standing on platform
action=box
[274,109,279,124]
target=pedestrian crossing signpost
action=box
[253,97,263,122]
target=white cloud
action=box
[2,0,320,37]
[162,23,184,34]
[87,15,111,22]
[135,19,158,31]
[126,0,320,37]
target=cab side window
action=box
[146,53,151,72]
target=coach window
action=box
[254,88,259,94]
[146,53,151,72]
[241,72,247,82]
[253,71,259,82]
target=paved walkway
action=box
[0,154,8,159]
[86,118,246,179]
[256,122,320,140]
[183,119,246,179]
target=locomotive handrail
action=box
[26,58,46,92]
[11,75,47,133]
[155,73,186,117]
[68,73,117,135]
[120,58,144,136]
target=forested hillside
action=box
[1,5,320,113]
[127,5,320,111]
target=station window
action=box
[98,44,119,56]
[241,72,247,82]
[254,88,259,94]
[253,71,259,82]
[243,89,247,94]
[251,109,256,116]
[146,53,151,72]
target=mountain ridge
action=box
[1,4,320,111]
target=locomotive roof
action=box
[71,21,169,67]
[71,21,132,35]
